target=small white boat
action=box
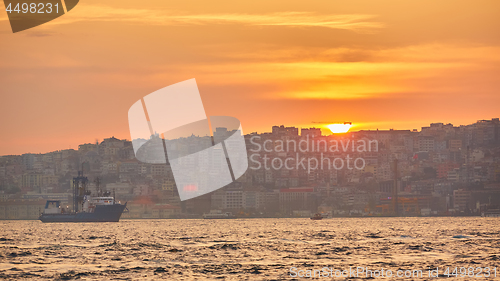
[203,210,236,219]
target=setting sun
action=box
[327,123,352,134]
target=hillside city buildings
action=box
[1,118,499,219]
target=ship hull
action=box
[39,204,126,223]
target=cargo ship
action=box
[39,171,127,223]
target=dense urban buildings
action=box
[1,118,499,219]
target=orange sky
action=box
[1,0,499,155]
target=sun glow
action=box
[327,123,352,134]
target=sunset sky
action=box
[1,0,499,155]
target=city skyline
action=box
[0,117,498,156]
[1,115,498,220]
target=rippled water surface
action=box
[1,218,499,280]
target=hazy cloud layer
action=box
[42,5,384,32]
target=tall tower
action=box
[393,158,399,216]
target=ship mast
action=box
[73,171,88,213]
[95,177,101,197]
